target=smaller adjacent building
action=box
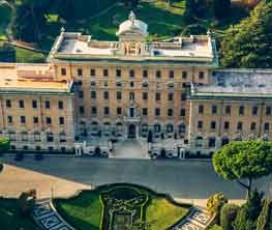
[188,69,272,156]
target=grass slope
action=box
[0,198,37,230]
[15,47,46,63]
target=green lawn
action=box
[54,184,191,230]
[0,198,37,230]
[15,47,47,63]
[146,196,189,229]
[0,4,12,40]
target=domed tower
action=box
[116,11,148,55]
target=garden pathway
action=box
[32,199,75,230]
[170,207,214,230]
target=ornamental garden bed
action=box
[53,183,192,230]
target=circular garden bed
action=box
[53,183,192,230]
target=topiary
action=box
[207,193,228,224]
[220,203,239,230]
[256,200,272,230]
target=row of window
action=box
[7,116,65,125]
[10,146,67,152]
[79,106,186,117]
[86,91,187,101]
[197,120,270,131]
[61,67,206,80]
[198,105,272,116]
[8,132,66,142]
[6,100,64,110]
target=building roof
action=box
[0,64,72,94]
[116,11,148,36]
[191,69,272,99]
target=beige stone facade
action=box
[1,13,271,156]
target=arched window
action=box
[166,124,174,133]
[179,123,186,134]
[103,122,111,131]
[91,121,99,131]
[221,137,229,146]
[154,123,161,133]
[141,124,148,133]
[195,136,203,147]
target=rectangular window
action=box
[237,122,243,130]
[33,117,39,124]
[168,109,173,117]
[142,108,148,116]
[239,106,244,115]
[104,91,109,100]
[180,108,186,116]
[103,69,108,77]
[181,93,186,101]
[198,105,204,114]
[19,100,24,108]
[225,105,231,115]
[252,106,258,115]
[129,70,135,78]
[59,117,64,125]
[182,71,187,79]
[46,117,52,125]
[91,91,96,99]
[79,91,84,99]
[58,101,63,110]
[7,116,13,123]
[251,122,256,130]
[155,108,160,116]
[199,71,204,80]
[6,100,11,108]
[197,121,203,129]
[90,69,96,76]
[91,107,97,115]
[211,121,216,129]
[143,92,148,100]
[143,70,148,78]
[168,93,173,101]
[117,107,122,115]
[45,101,50,109]
[116,69,121,77]
[20,116,26,124]
[266,106,271,115]
[264,122,270,131]
[116,91,122,100]
[61,68,66,76]
[32,100,37,109]
[169,70,174,78]
[104,107,110,115]
[79,106,85,114]
[155,93,161,101]
[212,105,217,114]
[224,121,229,130]
[156,70,161,78]
[77,68,83,76]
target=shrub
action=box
[0,163,3,172]
[256,200,272,230]
[220,203,239,230]
[207,193,228,224]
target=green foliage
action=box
[220,203,239,230]
[207,193,228,224]
[212,140,272,198]
[220,2,272,68]
[18,189,37,217]
[233,190,263,230]
[0,43,15,62]
[256,200,272,230]
[0,137,10,151]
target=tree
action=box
[220,2,272,68]
[212,140,272,199]
[210,0,231,19]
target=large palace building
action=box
[0,12,271,157]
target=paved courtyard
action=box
[1,153,271,202]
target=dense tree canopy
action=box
[212,140,272,199]
[220,2,272,68]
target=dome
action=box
[117,11,148,37]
